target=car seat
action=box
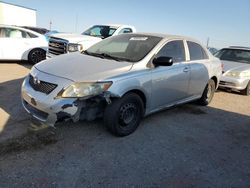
[9,30,22,38]
[100,27,110,38]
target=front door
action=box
[150,40,190,109]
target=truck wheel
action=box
[198,79,215,106]
[104,93,144,137]
[28,48,46,64]
[241,81,250,96]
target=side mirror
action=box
[153,56,173,67]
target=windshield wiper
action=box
[99,53,123,61]
[83,51,134,62]
[83,51,119,61]
[83,50,103,58]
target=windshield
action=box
[84,34,162,62]
[215,48,250,64]
[82,25,117,39]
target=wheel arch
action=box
[210,76,218,89]
[28,47,46,55]
[113,89,147,111]
[127,89,146,109]
[27,48,46,64]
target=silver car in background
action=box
[21,33,222,136]
[215,47,250,95]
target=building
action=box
[0,1,36,26]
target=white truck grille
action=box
[48,37,68,55]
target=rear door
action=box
[186,41,210,96]
[150,40,190,109]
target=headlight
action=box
[226,71,250,78]
[68,43,83,52]
[239,71,250,78]
[61,82,112,98]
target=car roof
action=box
[0,24,43,36]
[126,32,201,43]
[226,46,250,51]
[21,26,49,34]
[92,24,135,29]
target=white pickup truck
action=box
[47,24,136,58]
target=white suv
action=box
[0,25,48,64]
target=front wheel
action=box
[104,93,144,137]
[28,48,46,64]
[198,79,215,106]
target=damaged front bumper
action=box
[21,70,113,127]
[22,90,79,126]
[22,87,111,127]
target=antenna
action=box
[49,20,52,30]
[206,37,210,48]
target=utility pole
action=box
[206,37,210,48]
[49,20,52,30]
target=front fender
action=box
[108,75,152,105]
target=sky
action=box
[3,0,250,48]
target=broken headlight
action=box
[61,82,112,98]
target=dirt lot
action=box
[0,62,250,188]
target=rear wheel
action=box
[104,93,144,137]
[198,79,215,106]
[241,81,250,96]
[28,48,46,64]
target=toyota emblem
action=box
[33,77,40,85]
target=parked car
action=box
[21,33,221,136]
[207,47,218,55]
[215,46,250,95]
[0,25,48,64]
[47,24,136,58]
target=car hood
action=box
[50,33,102,43]
[35,52,133,81]
[222,60,250,72]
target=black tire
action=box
[28,48,46,64]
[104,93,144,137]
[241,81,250,96]
[198,79,215,106]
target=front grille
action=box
[48,37,68,55]
[29,75,57,94]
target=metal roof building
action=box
[0,1,36,26]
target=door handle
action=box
[183,67,189,73]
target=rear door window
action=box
[187,41,208,60]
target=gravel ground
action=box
[0,62,250,188]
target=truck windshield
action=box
[82,25,117,39]
[84,34,162,62]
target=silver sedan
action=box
[21,33,222,136]
[215,47,250,95]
